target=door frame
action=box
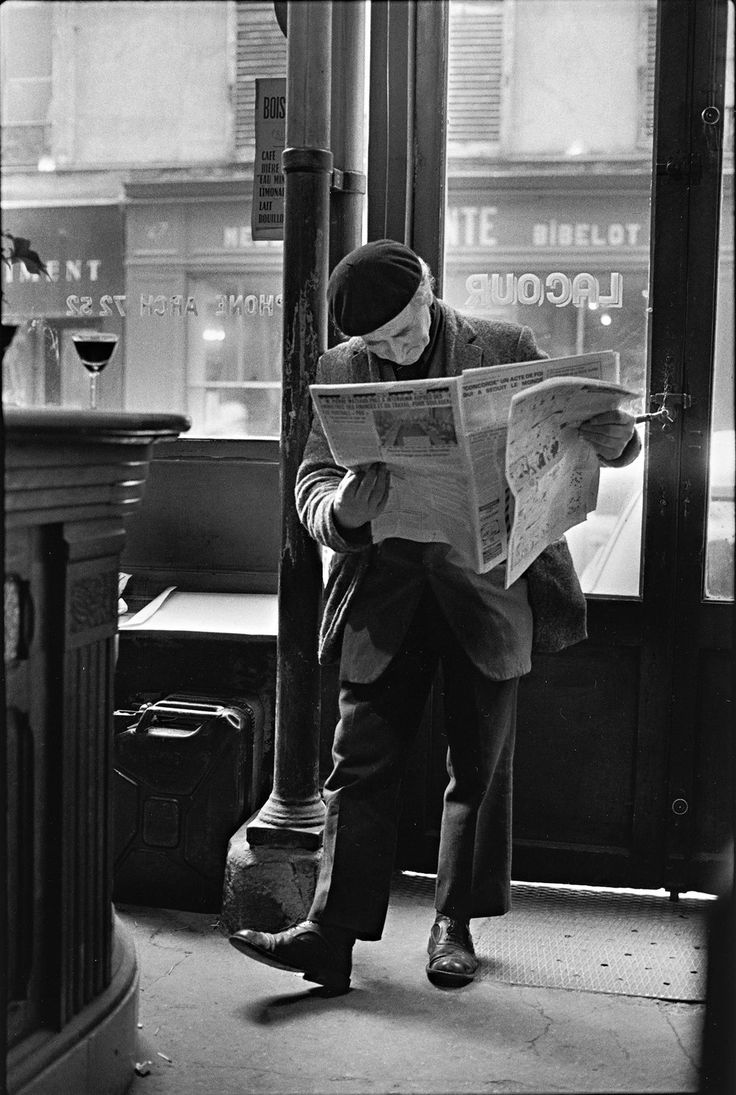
[649,0,732,891]
[375,0,733,892]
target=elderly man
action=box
[230,240,640,995]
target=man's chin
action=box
[394,348,423,366]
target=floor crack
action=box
[524,996,555,1056]
[660,1003,701,1073]
[142,948,194,987]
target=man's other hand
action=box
[333,463,391,529]
[579,410,636,462]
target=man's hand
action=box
[579,409,636,462]
[333,463,390,530]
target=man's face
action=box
[361,289,432,365]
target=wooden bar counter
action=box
[4,408,189,1095]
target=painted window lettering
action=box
[140,295,199,317]
[215,293,282,316]
[532,222,643,247]
[464,272,623,309]
[444,207,645,251]
[67,294,127,316]
[61,293,286,318]
[4,259,102,283]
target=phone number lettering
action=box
[66,294,127,317]
[65,293,283,318]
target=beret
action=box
[328,239,423,336]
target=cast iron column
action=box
[248,0,333,849]
[329,0,367,294]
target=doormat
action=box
[394,874,710,1002]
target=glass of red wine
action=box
[71,331,118,409]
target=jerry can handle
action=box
[134,707,167,734]
[132,697,244,735]
[133,705,206,736]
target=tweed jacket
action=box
[295,303,635,666]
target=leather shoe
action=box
[229,920,352,995]
[426,914,479,988]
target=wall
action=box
[50,1,231,167]
[507,0,642,156]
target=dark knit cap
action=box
[328,239,423,336]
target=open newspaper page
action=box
[309,376,483,568]
[504,374,638,585]
[309,349,634,577]
[457,350,624,574]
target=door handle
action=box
[636,392,692,429]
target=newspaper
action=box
[309,351,638,587]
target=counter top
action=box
[4,407,191,526]
[4,407,191,442]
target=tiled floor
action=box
[118,877,707,1095]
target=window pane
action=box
[704,2,735,602]
[442,0,652,597]
[1,1,286,439]
[0,3,52,80]
[185,275,282,439]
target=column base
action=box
[7,914,139,1095]
[221,816,323,934]
[248,790,326,848]
[246,816,324,851]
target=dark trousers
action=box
[308,589,519,940]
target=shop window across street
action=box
[1,0,286,440]
[441,0,733,600]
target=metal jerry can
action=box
[113,693,264,912]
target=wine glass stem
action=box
[89,371,98,410]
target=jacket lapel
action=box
[439,302,484,375]
[325,339,376,382]
[346,340,379,381]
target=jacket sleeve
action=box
[294,355,372,554]
[516,324,549,363]
[599,428,642,468]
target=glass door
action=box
[441,0,652,597]
[705,113,734,604]
[396,0,732,892]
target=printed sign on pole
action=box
[252,77,286,241]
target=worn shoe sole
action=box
[229,934,351,995]
[425,959,476,988]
